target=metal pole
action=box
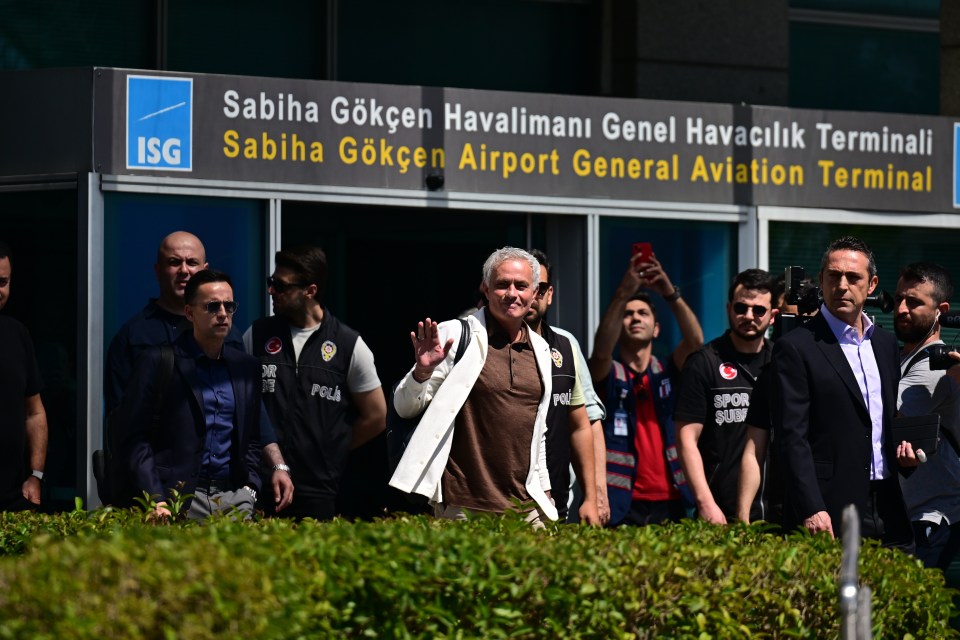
[857,586,873,640]
[839,504,862,640]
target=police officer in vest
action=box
[674,269,775,524]
[525,249,603,525]
[244,246,386,520]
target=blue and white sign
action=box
[126,75,193,171]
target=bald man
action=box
[105,231,215,412]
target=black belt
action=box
[196,476,233,493]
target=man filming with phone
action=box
[895,262,960,569]
[589,245,703,526]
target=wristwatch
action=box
[272,463,291,473]
[663,286,682,302]
[30,470,44,482]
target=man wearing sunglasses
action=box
[0,241,48,512]
[102,231,292,511]
[245,246,386,521]
[674,269,776,525]
[524,249,603,526]
[116,270,264,520]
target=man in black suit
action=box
[772,236,916,547]
[117,269,263,520]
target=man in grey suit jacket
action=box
[772,236,916,548]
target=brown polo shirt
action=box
[442,315,544,513]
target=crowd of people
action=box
[2,232,959,572]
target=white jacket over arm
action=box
[389,309,557,521]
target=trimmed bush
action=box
[0,505,954,638]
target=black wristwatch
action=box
[663,287,682,302]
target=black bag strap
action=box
[903,347,932,379]
[453,318,470,365]
[150,344,176,435]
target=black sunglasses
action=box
[733,302,768,317]
[267,276,308,294]
[537,282,551,296]
[197,300,238,315]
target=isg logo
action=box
[126,75,193,171]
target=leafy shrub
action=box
[0,505,953,639]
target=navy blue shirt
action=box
[185,336,236,481]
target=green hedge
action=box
[0,504,954,639]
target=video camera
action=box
[773,266,895,340]
[925,312,960,369]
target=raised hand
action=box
[411,317,454,383]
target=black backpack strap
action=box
[150,344,176,436]
[453,318,470,365]
[903,348,931,378]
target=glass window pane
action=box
[282,202,543,384]
[166,0,327,79]
[598,217,738,361]
[790,22,939,114]
[768,221,960,332]
[791,0,939,19]
[337,0,597,94]
[0,189,79,510]
[0,1,152,69]
[103,193,266,353]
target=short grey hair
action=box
[482,247,540,288]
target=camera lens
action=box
[928,344,957,370]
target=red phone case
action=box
[632,242,652,262]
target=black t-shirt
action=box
[0,316,42,495]
[673,332,771,519]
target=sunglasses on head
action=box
[198,300,238,315]
[267,276,308,293]
[733,302,768,317]
[537,282,551,296]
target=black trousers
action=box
[861,478,915,553]
[619,499,686,526]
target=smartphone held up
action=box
[632,242,653,264]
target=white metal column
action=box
[265,198,282,315]
[80,173,105,508]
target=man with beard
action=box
[589,252,703,526]
[894,262,960,569]
[390,247,557,527]
[675,269,775,524]
[245,245,386,520]
[525,249,602,525]
[0,241,48,512]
